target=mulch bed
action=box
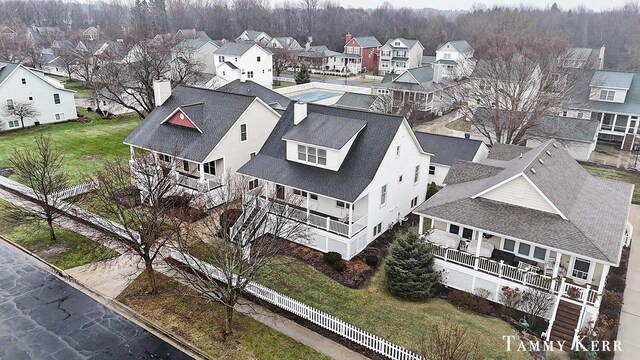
[161,195,208,223]
[0,167,13,177]
[113,186,141,208]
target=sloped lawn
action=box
[117,272,329,360]
[261,257,531,360]
[583,164,640,203]
[0,107,140,185]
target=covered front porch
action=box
[417,216,620,308]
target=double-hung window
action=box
[380,185,387,206]
[203,161,216,175]
[572,258,591,280]
[297,145,327,166]
[53,93,60,104]
[6,99,14,110]
[599,90,615,101]
[240,124,247,141]
[414,165,420,183]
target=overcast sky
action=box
[284,0,630,11]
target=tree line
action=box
[1,0,640,69]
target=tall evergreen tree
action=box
[295,62,311,84]
[151,0,168,34]
[385,231,438,300]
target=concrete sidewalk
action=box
[615,204,640,360]
[0,177,366,360]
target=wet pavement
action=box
[0,240,192,360]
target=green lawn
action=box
[583,164,640,202]
[0,200,118,269]
[273,80,296,89]
[49,75,95,98]
[0,107,140,185]
[117,272,329,360]
[260,257,530,360]
[445,118,471,132]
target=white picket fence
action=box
[56,180,99,200]
[169,250,424,360]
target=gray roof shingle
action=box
[282,113,367,150]
[414,132,484,166]
[415,140,633,263]
[217,80,291,109]
[214,42,257,56]
[352,36,381,48]
[438,40,473,53]
[591,71,634,89]
[334,92,378,110]
[487,143,532,161]
[530,115,598,143]
[238,104,406,202]
[124,85,256,163]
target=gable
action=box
[393,71,419,84]
[164,109,199,130]
[345,38,360,48]
[479,174,558,214]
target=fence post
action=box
[498,260,504,278]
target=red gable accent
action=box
[166,110,197,129]
[345,38,361,48]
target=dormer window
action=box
[297,145,327,166]
[394,41,400,46]
[444,53,451,59]
[599,89,615,101]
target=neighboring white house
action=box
[171,38,220,77]
[378,38,424,75]
[174,29,210,40]
[0,61,77,131]
[212,42,273,89]
[236,30,272,47]
[414,132,489,186]
[266,37,303,51]
[434,40,476,81]
[83,26,99,41]
[414,140,633,344]
[558,47,605,70]
[123,81,281,209]
[525,115,599,161]
[238,102,433,260]
[372,66,450,114]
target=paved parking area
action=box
[0,240,192,360]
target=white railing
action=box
[55,180,99,200]
[425,241,598,306]
[169,250,423,360]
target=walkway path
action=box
[0,176,367,360]
[616,204,640,360]
[413,109,466,136]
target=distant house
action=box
[29,25,64,42]
[172,38,220,77]
[238,102,432,260]
[559,47,605,70]
[433,40,475,82]
[340,33,381,73]
[174,29,210,40]
[414,132,489,185]
[0,61,77,131]
[212,42,273,89]
[334,92,383,111]
[297,45,342,71]
[124,81,281,209]
[236,30,272,47]
[0,25,17,39]
[267,37,302,51]
[372,66,449,114]
[378,38,424,75]
[217,79,291,111]
[83,26,99,41]
[413,140,633,343]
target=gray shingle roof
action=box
[352,36,381,48]
[214,42,256,56]
[217,79,291,110]
[375,66,441,92]
[238,104,406,202]
[243,30,267,41]
[177,38,213,51]
[0,60,19,85]
[282,113,367,150]
[124,85,256,163]
[590,70,634,89]
[529,115,598,143]
[414,132,484,166]
[414,140,633,263]
[384,38,419,49]
[444,161,503,185]
[487,143,532,161]
[561,48,592,62]
[422,55,436,64]
[334,92,378,110]
[438,40,473,53]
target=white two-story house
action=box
[171,38,220,82]
[212,42,273,89]
[123,80,281,208]
[0,61,77,131]
[238,102,433,260]
[414,141,632,344]
[266,37,303,51]
[378,38,424,75]
[434,40,475,81]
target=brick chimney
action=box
[345,32,352,45]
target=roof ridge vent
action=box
[546,150,551,156]
[530,168,537,174]
[519,152,523,158]
[538,158,544,164]
[552,143,558,148]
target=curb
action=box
[0,234,211,360]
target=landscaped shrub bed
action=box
[448,290,493,315]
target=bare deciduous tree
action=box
[418,322,481,360]
[170,176,310,336]
[170,40,205,85]
[2,136,71,241]
[89,155,192,293]
[520,288,554,327]
[4,101,39,129]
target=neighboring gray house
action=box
[414,140,633,344]
[414,132,489,186]
[372,66,448,114]
[558,47,605,70]
[334,92,383,111]
[267,37,303,51]
[174,29,210,40]
[217,79,291,111]
[236,30,272,47]
[525,115,599,161]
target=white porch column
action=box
[587,261,596,284]
[473,231,483,270]
[306,192,310,219]
[418,216,424,235]
[348,203,353,237]
[199,163,205,181]
[598,264,610,294]
[129,145,134,160]
[550,253,562,293]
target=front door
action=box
[276,185,285,200]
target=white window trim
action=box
[414,165,420,185]
[380,184,387,207]
[240,123,247,142]
[499,237,548,262]
[569,257,592,281]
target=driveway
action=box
[413,110,466,136]
[0,240,192,360]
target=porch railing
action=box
[425,242,599,306]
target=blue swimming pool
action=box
[287,90,344,103]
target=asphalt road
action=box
[0,240,192,360]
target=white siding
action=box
[526,138,595,162]
[429,164,449,186]
[285,134,358,171]
[0,66,76,131]
[589,87,627,103]
[213,45,273,89]
[480,175,558,214]
[203,99,280,175]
